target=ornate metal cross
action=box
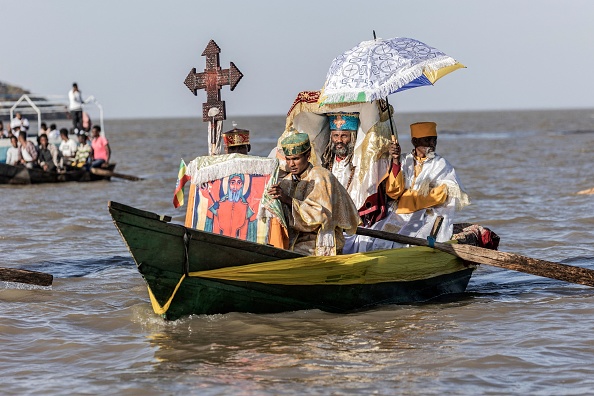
[184,39,243,123]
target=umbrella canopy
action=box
[319,37,464,105]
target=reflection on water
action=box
[2,109,594,394]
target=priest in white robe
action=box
[365,122,470,251]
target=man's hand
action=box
[389,141,401,163]
[268,183,291,205]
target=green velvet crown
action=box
[281,132,311,156]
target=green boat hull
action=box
[109,201,475,320]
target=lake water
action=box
[2,109,594,395]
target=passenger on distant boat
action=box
[59,128,78,166]
[48,124,60,140]
[68,82,84,131]
[366,122,470,250]
[82,112,92,132]
[71,132,92,169]
[267,132,361,256]
[37,133,60,172]
[0,121,8,138]
[222,126,250,155]
[6,136,19,165]
[38,122,49,137]
[11,112,29,133]
[17,131,38,169]
[90,125,110,168]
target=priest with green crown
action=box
[267,132,361,256]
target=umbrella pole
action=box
[385,96,398,143]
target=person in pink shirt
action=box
[90,125,111,168]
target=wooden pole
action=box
[90,167,142,181]
[0,267,53,286]
[355,227,594,287]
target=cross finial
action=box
[184,39,243,122]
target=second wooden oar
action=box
[90,167,143,181]
[0,267,53,286]
[356,227,594,288]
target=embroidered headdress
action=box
[328,112,360,132]
[223,127,250,147]
[281,132,311,156]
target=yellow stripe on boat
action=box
[189,247,471,285]
[147,274,186,315]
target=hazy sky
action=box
[3,0,594,119]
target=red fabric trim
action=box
[391,162,401,177]
[286,91,320,116]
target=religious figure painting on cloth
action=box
[204,174,258,241]
[183,154,288,248]
[186,173,270,243]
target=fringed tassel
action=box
[315,229,336,256]
[442,181,471,210]
[323,55,459,104]
[416,179,433,197]
[186,155,278,186]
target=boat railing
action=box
[1,93,105,136]
[83,95,105,135]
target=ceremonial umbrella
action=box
[319,35,465,136]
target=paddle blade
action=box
[0,267,53,286]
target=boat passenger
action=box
[367,122,470,250]
[59,128,78,166]
[11,112,29,133]
[82,112,92,132]
[222,126,250,155]
[37,133,60,172]
[68,83,84,131]
[17,131,38,169]
[321,112,392,226]
[6,136,19,165]
[0,121,8,138]
[71,132,93,169]
[267,132,361,256]
[48,124,60,140]
[90,125,110,168]
[38,122,49,137]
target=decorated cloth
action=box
[275,91,392,216]
[363,152,470,251]
[452,223,500,250]
[183,154,287,247]
[279,163,361,256]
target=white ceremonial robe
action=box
[362,153,470,252]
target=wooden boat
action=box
[0,162,116,184]
[108,201,476,321]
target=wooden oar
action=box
[90,167,143,181]
[0,267,53,286]
[356,227,594,287]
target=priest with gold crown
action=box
[222,126,251,155]
[366,121,470,250]
[267,132,361,256]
